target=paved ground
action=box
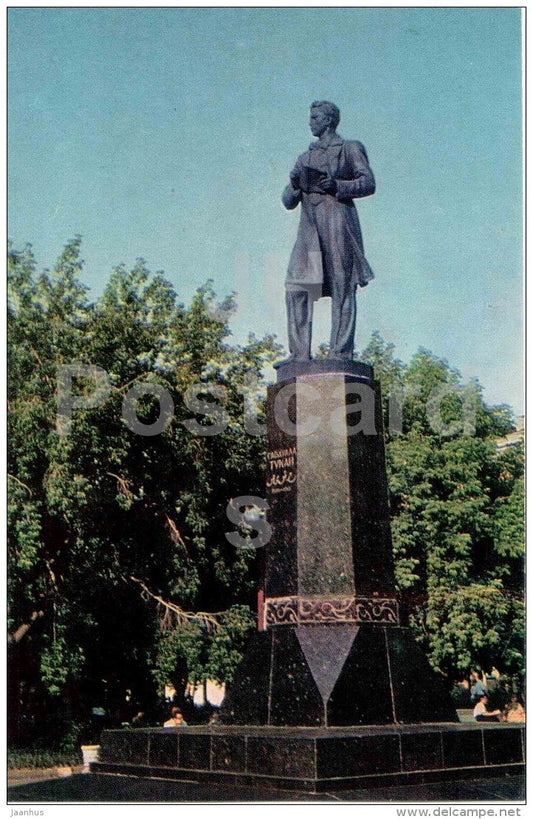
[7,771,525,803]
[8,765,85,784]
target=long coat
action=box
[282,135,375,296]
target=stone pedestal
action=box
[97,361,524,791]
[222,360,458,725]
[94,723,525,792]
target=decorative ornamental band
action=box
[263,595,399,627]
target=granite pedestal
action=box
[96,361,523,790]
[93,723,525,792]
[223,361,457,726]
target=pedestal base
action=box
[94,723,524,793]
[221,625,458,726]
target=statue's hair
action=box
[310,100,340,129]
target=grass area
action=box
[8,748,83,770]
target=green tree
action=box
[8,239,279,746]
[363,335,524,681]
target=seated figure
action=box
[473,694,501,722]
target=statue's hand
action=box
[318,177,337,193]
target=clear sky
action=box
[8,7,524,413]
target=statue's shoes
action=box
[273,355,311,369]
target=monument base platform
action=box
[93,723,524,793]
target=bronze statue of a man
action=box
[278,101,375,365]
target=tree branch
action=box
[29,345,53,388]
[7,474,33,497]
[8,610,45,645]
[124,575,222,631]
[165,515,187,548]
[107,472,134,500]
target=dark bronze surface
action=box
[279,101,376,363]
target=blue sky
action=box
[8,7,524,413]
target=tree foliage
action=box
[361,333,524,681]
[8,239,279,745]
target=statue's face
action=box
[309,108,331,137]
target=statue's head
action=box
[310,100,340,130]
